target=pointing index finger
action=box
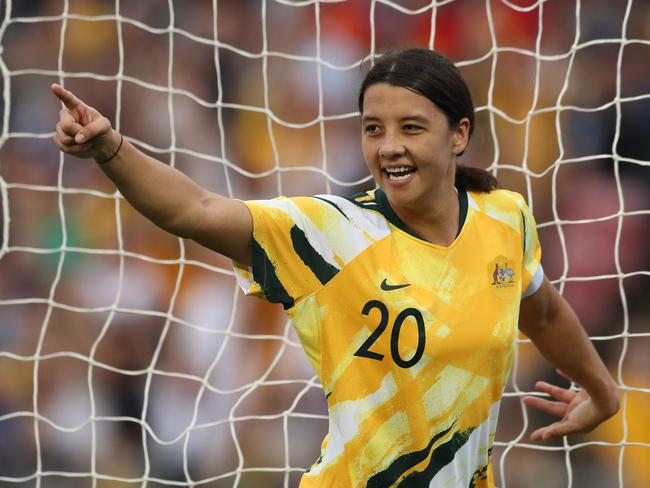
[50,83,83,110]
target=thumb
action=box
[75,116,112,144]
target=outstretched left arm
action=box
[518,277,620,442]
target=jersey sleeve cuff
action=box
[522,265,544,299]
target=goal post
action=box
[1,1,649,487]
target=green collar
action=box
[374,187,468,242]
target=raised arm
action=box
[51,84,253,265]
[518,277,620,442]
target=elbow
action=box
[164,219,194,240]
[161,200,207,239]
[156,212,195,240]
[167,195,221,242]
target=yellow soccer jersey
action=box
[233,187,543,488]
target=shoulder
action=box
[244,195,350,226]
[256,194,386,230]
[245,193,392,244]
[469,189,530,232]
[470,188,528,210]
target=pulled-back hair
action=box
[358,48,497,193]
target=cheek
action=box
[361,139,376,164]
[416,136,453,162]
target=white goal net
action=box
[1,0,649,487]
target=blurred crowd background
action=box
[0,0,649,486]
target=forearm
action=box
[520,282,620,415]
[50,86,252,259]
[97,130,209,238]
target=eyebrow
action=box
[361,114,430,124]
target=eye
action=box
[403,124,423,133]
[364,124,381,135]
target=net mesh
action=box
[1,0,649,486]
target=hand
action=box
[523,371,619,442]
[50,83,120,162]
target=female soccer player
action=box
[51,48,619,487]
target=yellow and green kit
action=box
[234,187,543,487]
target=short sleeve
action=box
[518,198,544,298]
[232,196,342,309]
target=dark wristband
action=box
[96,133,124,165]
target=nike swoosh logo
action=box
[380,278,411,291]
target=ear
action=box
[452,117,470,156]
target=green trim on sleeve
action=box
[251,239,294,309]
[290,225,339,285]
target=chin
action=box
[384,185,421,207]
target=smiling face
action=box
[361,83,469,214]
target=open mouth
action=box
[384,166,417,180]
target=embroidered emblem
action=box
[488,256,517,298]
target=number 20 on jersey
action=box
[353,299,426,369]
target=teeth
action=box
[388,172,412,180]
[385,167,413,174]
[384,167,415,180]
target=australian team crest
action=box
[488,256,517,298]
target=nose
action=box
[378,133,406,159]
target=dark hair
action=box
[358,48,496,193]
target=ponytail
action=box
[455,165,497,193]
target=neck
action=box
[392,183,460,246]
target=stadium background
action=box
[0,0,649,486]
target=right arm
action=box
[50,84,253,265]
